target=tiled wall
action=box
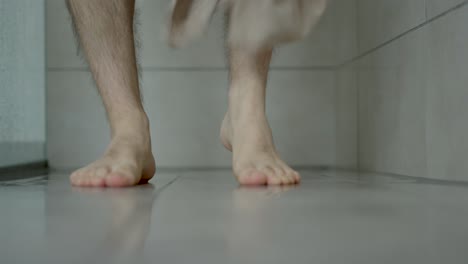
[353,0,468,181]
[46,0,468,180]
[46,0,358,169]
[0,0,46,167]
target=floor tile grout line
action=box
[358,169,468,187]
[153,175,182,193]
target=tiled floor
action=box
[1,169,468,264]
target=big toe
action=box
[237,170,269,186]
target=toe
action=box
[270,168,287,185]
[268,177,282,185]
[283,170,297,185]
[70,177,82,186]
[286,170,298,184]
[275,168,293,185]
[83,167,109,187]
[70,171,87,186]
[89,176,106,187]
[70,170,82,183]
[262,167,282,186]
[85,172,100,186]
[293,171,301,183]
[105,172,135,187]
[79,175,92,187]
[286,176,295,185]
[282,173,292,184]
[267,172,283,185]
[237,169,268,185]
[282,175,293,185]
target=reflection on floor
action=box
[1,169,468,264]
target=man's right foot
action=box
[70,116,155,188]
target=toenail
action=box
[294,172,301,181]
[268,177,282,185]
[73,179,82,186]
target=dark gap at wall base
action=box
[0,161,49,182]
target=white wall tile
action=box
[135,0,226,68]
[46,0,83,69]
[46,0,353,69]
[46,0,226,69]
[0,0,46,166]
[356,3,468,181]
[0,142,45,167]
[335,64,358,168]
[426,0,467,19]
[357,28,427,177]
[47,70,337,169]
[47,71,110,168]
[331,0,358,64]
[274,0,358,67]
[357,0,426,53]
[266,70,336,166]
[1,0,46,142]
[425,5,468,181]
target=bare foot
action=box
[220,85,300,186]
[70,118,155,188]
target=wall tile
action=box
[274,0,358,67]
[1,0,46,142]
[46,0,352,69]
[357,0,426,53]
[0,0,46,166]
[335,64,358,168]
[425,5,468,181]
[357,28,427,177]
[426,0,467,19]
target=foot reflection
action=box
[228,185,297,261]
[87,186,154,262]
[46,184,156,264]
[233,185,297,210]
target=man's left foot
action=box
[220,81,300,186]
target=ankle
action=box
[229,83,266,116]
[228,104,267,126]
[110,111,150,138]
[229,79,264,98]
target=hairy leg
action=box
[67,0,155,187]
